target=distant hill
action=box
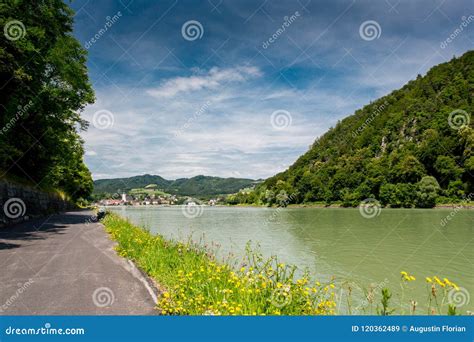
[93,174,258,196]
[239,51,473,208]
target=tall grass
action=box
[102,213,337,315]
[102,213,467,316]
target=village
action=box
[97,192,219,207]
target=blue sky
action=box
[70,0,473,180]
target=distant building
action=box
[101,199,122,206]
[121,193,133,203]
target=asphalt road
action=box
[0,210,158,315]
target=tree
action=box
[415,176,440,208]
[258,51,473,207]
[434,156,463,187]
[395,155,426,184]
[0,0,94,199]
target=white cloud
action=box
[81,76,361,180]
[146,66,262,98]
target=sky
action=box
[70,0,474,180]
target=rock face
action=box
[0,180,73,227]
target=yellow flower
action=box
[425,277,432,283]
[409,276,416,281]
[400,271,408,276]
[434,277,444,286]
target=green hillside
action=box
[247,51,474,208]
[93,174,258,196]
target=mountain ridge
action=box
[93,174,259,196]
[236,50,474,207]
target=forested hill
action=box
[93,174,258,196]
[258,51,473,207]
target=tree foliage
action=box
[0,0,94,200]
[238,51,474,208]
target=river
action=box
[108,206,473,314]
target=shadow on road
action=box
[0,211,94,250]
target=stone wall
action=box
[0,180,73,227]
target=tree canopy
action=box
[0,0,94,200]
[235,51,474,208]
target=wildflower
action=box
[425,277,432,283]
[434,277,445,287]
[400,271,408,276]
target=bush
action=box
[379,183,415,208]
[415,176,440,208]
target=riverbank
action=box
[102,212,337,315]
[229,202,474,209]
[101,211,467,315]
[99,202,474,209]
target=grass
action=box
[102,212,337,315]
[101,212,468,316]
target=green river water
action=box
[109,206,473,314]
